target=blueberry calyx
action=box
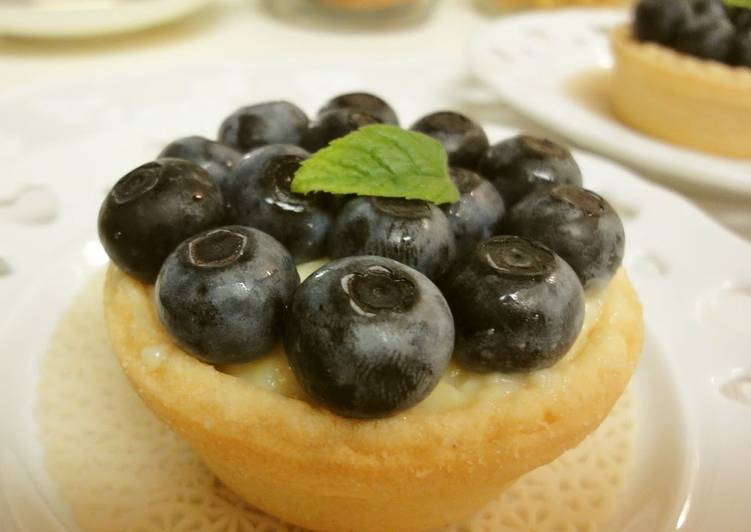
[188,228,249,269]
[345,266,417,315]
[481,236,555,278]
[553,186,605,216]
[112,163,161,204]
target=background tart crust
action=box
[104,264,643,532]
[610,25,751,159]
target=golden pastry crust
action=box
[104,264,643,532]
[610,25,751,158]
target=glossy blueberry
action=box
[328,197,456,280]
[673,14,735,61]
[729,7,751,32]
[159,136,242,189]
[98,159,225,284]
[410,111,489,170]
[218,101,309,153]
[302,108,382,152]
[731,30,751,67]
[317,92,399,126]
[225,144,332,263]
[687,0,727,22]
[502,185,625,290]
[441,168,505,258]
[479,135,582,207]
[441,236,585,373]
[156,226,299,364]
[634,0,693,44]
[284,256,453,418]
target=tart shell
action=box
[610,25,751,159]
[104,264,643,532]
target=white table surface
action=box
[1,0,749,242]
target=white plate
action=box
[468,9,751,197]
[0,0,212,38]
[0,61,750,532]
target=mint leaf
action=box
[291,124,459,205]
[724,0,751,8]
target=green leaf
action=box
[291,124,459,205]
[724,0,751,8]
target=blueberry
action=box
[98,159,225,284]
[634,0,694,44]
[284,256,453,418]
[730,30,751,67]
[479,135,582,207]
[225,144,332,263]
[441,236,584,373]
[218,101,309,153]
[674,14,735,62]
[410,111,489,171]
[687,0,727,22]
[502,185,624,290]
[159,136,242,189]
[441,168,505,258]
[728,7,751,32]
[156,226,299,364]
[318,92,399,126]
[328,197,456,280]
[302,108,382,152]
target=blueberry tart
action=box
[101,104,643,532]
[611,0,751,158]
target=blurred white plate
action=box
[0,0,212,38]
[468,9,751,197]
[0,60,750,531]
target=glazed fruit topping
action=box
[441,167,505,258]
[98,159,225,284]
[730,6,751,31]
[732,29,751,66]
[502,185,625,290]
[156,226,299,365]
[218,101,309,153]
[479,134,582,206]
[328,197,456,280]
[225,144,333,263]
[674,13,735,61]
[97,92,629,418]
[158,136,242,187]
[442,236,585,373]
[410,111,489,171]
[317,92,399,126]
[283,256,453,418]
[302,108,382,152]
[634,0,751,67]
[634,0,694,43]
